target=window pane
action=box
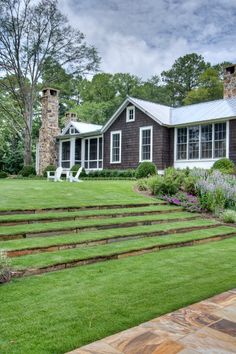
[177,128,187,160]
[214,123,226,158]
[112,133,120,162]
[62,141,70,160]
[141,128,151,161]
[188,126,199,159]
[201,125,212,158]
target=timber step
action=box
[0,202,164,216]
[11,231,236,278]
[6,223,223,257]
[0,215,201,241]
[0,208,182,226]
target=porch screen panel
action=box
[89,138,98,169]
[61,141,70,168]
[75,139,81,164]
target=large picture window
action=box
[110,131,121,163]
[139,126,153,162]
[176,122,227,161]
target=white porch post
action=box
[70,138,75,168]
[81,138,85,168]
[59,140,62,167]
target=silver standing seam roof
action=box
[60,96,236,137]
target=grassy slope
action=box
[0,204,179,222]
[10,226,236,269]
[0,219,216,251]
[0,180,156,210]
[0,211,200,236]
[1,238,236,354]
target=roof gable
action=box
[60,121,102,136]
[101,97,171,132]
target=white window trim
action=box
[126,106,135,122]
[110,130,122,164]
[139,126,153,162]
[174,121,229,162]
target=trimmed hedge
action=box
[135,162,157,179]
[212,158,235,174]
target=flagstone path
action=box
[67,289,236,354]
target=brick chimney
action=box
[38,88,60,175]
[64,112,78,127]
[224,64,236,99]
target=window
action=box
[84,136,103,169]
[126,106,135,122]
[139,126,153,162]
[214,123,226,158]
[61,141,70,168]
[188,126,199,159]
[176,122,227,161]
[177,128,187,160]
[201,125,212,158]
[110,131,121,163]
[69,127,77,135]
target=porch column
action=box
[81,139,85,168]
[70,138,75,168]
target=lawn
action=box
[0,179,236,354]
[0,180,156,210]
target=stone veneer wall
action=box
[224,65,236,99]
[38,88,61,175]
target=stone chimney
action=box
[224,64,236,99]
[38,88,61,175]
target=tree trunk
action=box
[23,100,33,166]
[23,128,32,165]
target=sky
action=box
[59,0,236,79]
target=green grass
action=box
[1,238,236,354]
[0,211,200,236]
[0,204,180,223]
[0,219,217,251]
[0,180,157,210]
[10,226,236,270]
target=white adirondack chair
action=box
[68,166,83,182]
[47,167,63,182]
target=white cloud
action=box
[59,0,236,78]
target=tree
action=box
[0,0,100,165]
[183,67,223,105]
[161,53,210,106]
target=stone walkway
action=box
[67,289,236,354]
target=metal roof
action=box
[71,121,102,133]
[171,97,236,125]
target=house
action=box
[36,64,236,175]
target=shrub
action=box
[0,171,8,178]
[135,162,157,179]
[212,158,235,174]
[19,165,36,177]
[183,176,197,195]
[162,192,202,213]
[0,251,11,284]
[136,178,149,191]
[43,165,56,177]
[147,175,162,195]
[221,209,236,223]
